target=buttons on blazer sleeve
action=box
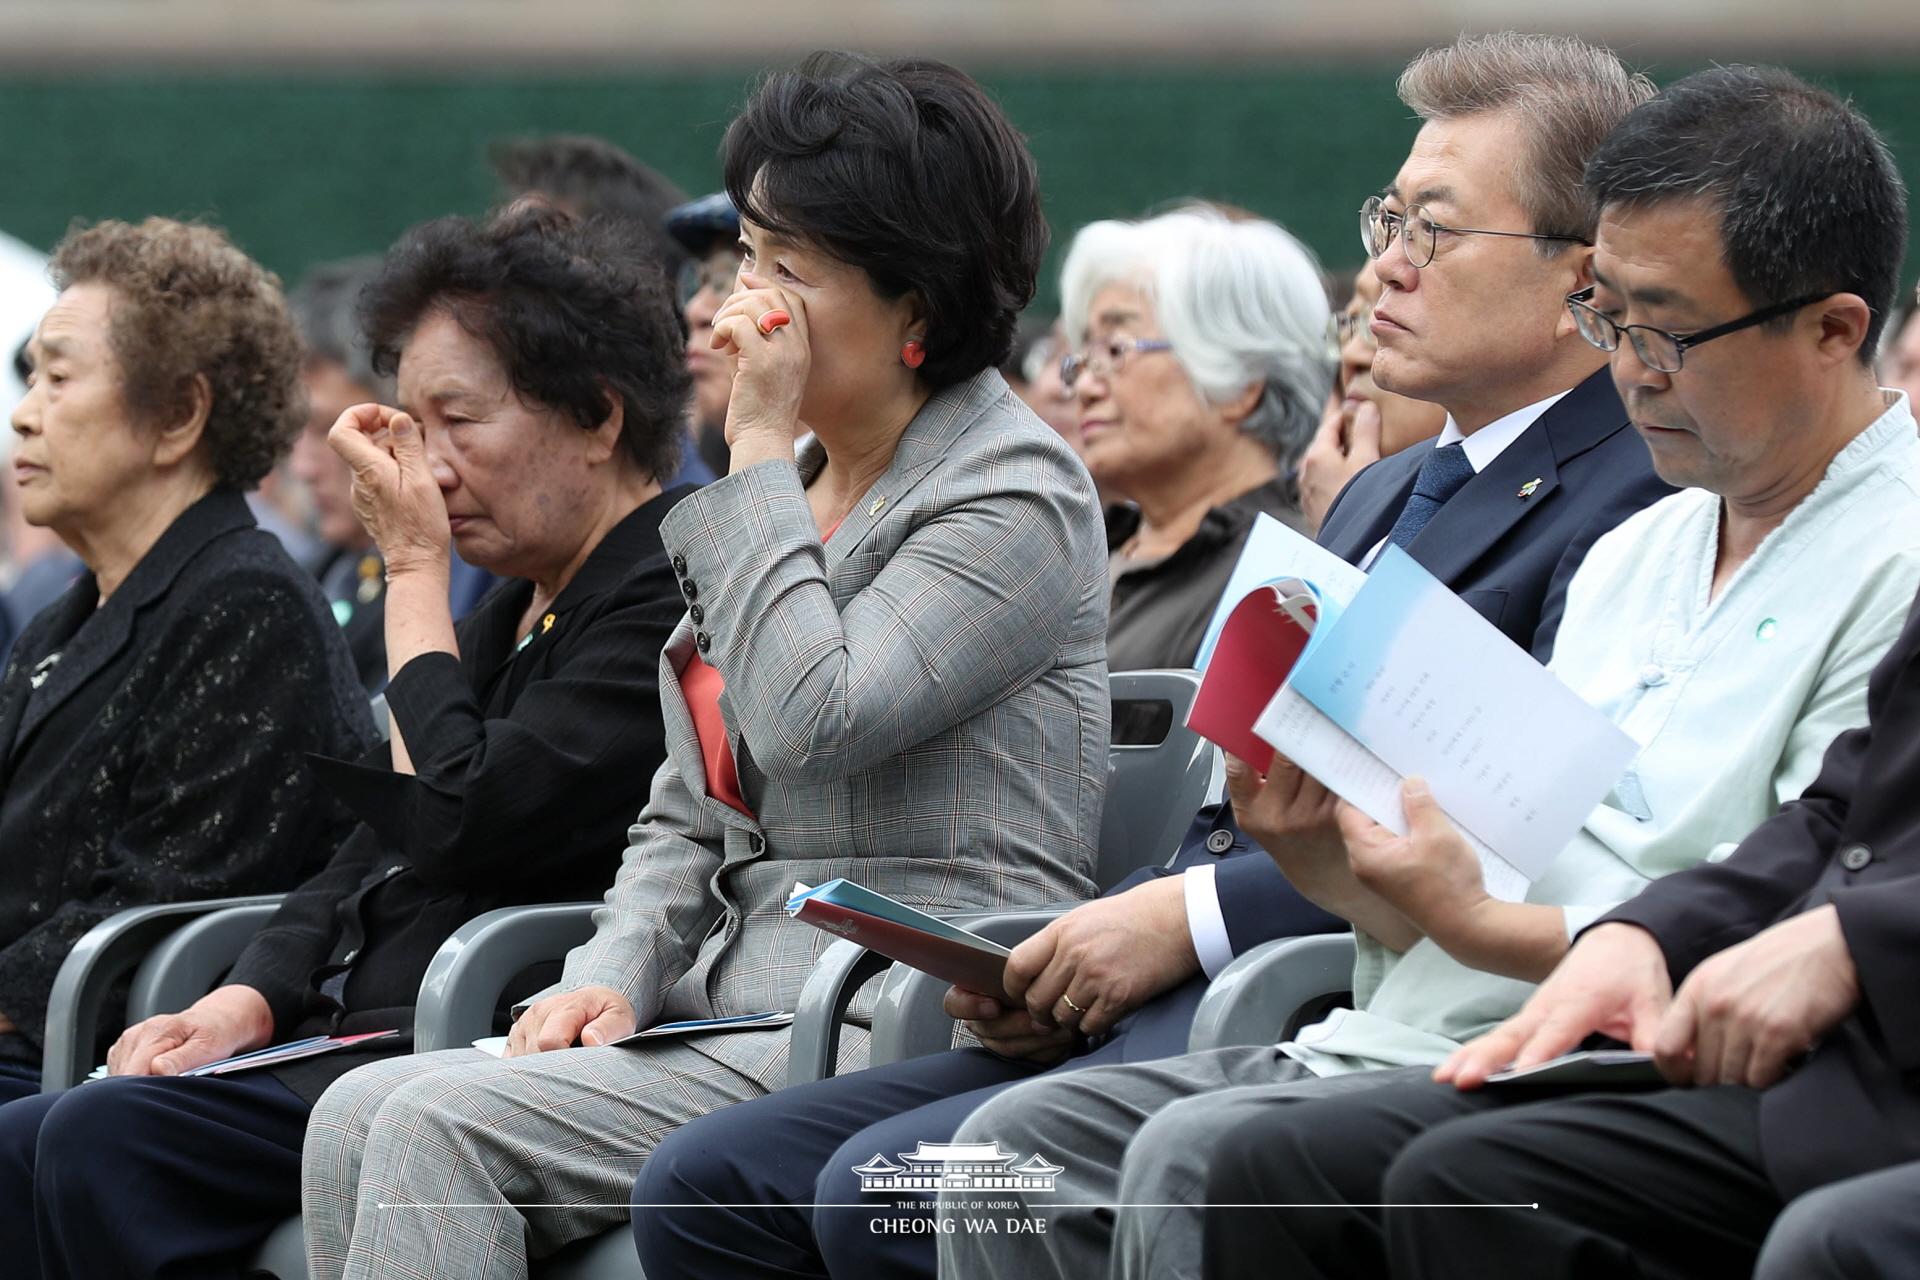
[1840,843,1873,872]
[671,554,688,575]
[696,632,712,654]
[681,578,699,603]
[689,603,705,624]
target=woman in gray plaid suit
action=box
[302,52,1112,1280]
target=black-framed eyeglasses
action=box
[1359,195,1590,270]
[1060,336,1174,390]
[1566,291,1831,374]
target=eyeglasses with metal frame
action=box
[1359,194,1590,269]
[1060,336,1174,390]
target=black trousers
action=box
[1201,1075,1783,1280]
[0,1072,310,1280]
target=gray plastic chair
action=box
[411,902,600,1051]
[1185,933,1357,1052]
[1096,668,1212,888]
[40,894,286,1093]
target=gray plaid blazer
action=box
[549,369,1109,1045]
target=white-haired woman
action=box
[1064,204,1333,670]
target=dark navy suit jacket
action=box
[1154,367,1675,981]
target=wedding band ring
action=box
[757,309,792,336]
[1061,994,1086,1016]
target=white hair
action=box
[1058,204,1333,462]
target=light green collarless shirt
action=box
[1284,391,1920,1075]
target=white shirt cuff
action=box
[1184,864,1236,980]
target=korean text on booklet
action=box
[1188,516,1640,900]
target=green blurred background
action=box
[2,62,1916,309]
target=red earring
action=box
[901,338,927,369]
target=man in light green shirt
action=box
[942,49,1920,1280]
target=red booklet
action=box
[1185,584,1316,771]
[787,881,1014,1004]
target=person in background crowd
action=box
[1077,203,1333,671]
[1296,266,1447,531]
[493,133,714,490]
[666,190,743,481]
[1005,315,1085,452]
[0,232,69,654]
[301,51,1109,1280]
[1879,287,1920,408]
[0,204,699,1280]
[288,256,397,691]
[247,461,325,571]
[0,216,376,1106]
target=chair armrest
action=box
[788,939,895,1088]
[41,895,287,1094]
[1185,933,1357,1054]
[411,903,598,1054]
[127,903,286,1023]
[866,908,1073,1070]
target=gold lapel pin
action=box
[541,613,556,633]
[1517,478,1542,499]
[868,497,887,517]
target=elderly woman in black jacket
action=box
[0,217,375,1103]
[0,208,698,1280]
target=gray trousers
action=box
[1757,1161,1920,1280]
[301,1027,861,1280]
[935,1043,1427,1280]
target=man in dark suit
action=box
[632,33,1672,1280]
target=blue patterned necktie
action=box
[1384,442,1476,550]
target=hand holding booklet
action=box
[1188,515,1640,900]
[785,879,1014,1004]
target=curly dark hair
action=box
[722,51,1048,389]
[50,217,304,488]
[359,206,692,482]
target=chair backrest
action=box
[127,902,285,1023]
[1096,668,1215,890]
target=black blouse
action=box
[1105,477,1306,673]
[0,489,375,1068]
[225,485,694,1099]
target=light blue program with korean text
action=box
[1282,545,1639,880]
